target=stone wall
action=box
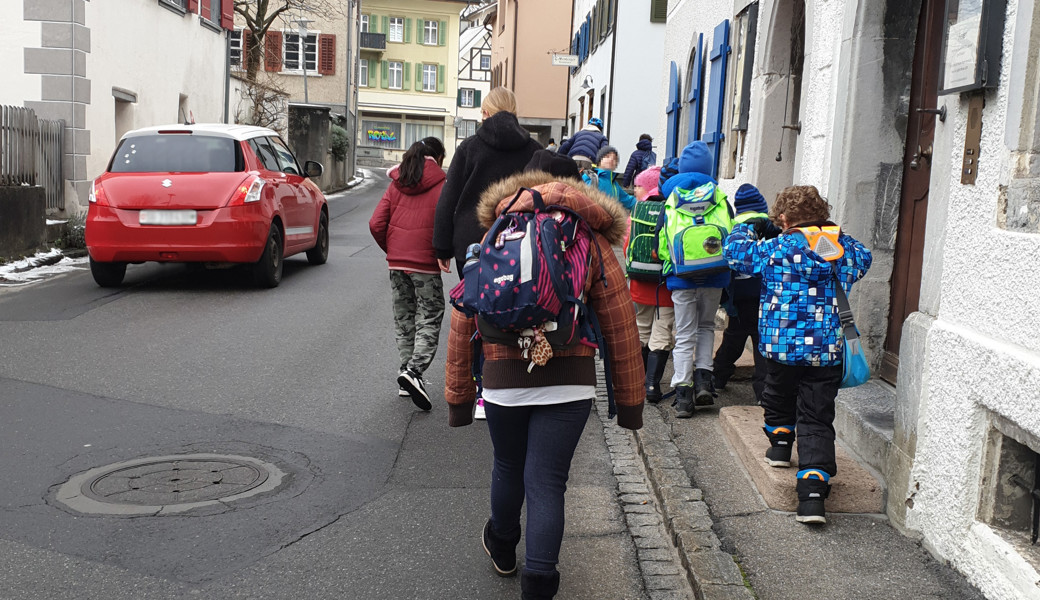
[0,187,45,258]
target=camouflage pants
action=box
[389,270,445,376]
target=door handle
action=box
[909,144,932,170]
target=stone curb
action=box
[632,405,756,600]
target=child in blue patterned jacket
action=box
[723,185,872,525]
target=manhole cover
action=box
[55,453,286,515]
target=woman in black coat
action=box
[433,87,542,274]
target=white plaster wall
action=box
[567,0,613,143]
[905,1,1040,597]
[0,7,41,106]
[84,2,227,180]
[609,0,666,170]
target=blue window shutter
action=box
[687,34,704,145]
[665,61,681,160]
[701,20,730,179]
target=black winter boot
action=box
[763,424,796,468]
[795,472,832,525]
[693,369,716,406]
[645,350,670,403]
[482,520,520,577]
[672,383,695,418]
[641,345,649,372]
[521,568,561,599]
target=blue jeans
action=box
[484,399,593,574]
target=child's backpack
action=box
[448,187,618,415]
[659,182,734,280]
[639,150,657,172]
[626,198,667,281]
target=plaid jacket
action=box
[444,172,645,430]
[723,222,872,366]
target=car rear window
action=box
[109,134,244,173]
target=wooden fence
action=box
[0,106,65,211]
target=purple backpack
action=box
[449,187,618,415]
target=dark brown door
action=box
[880,0,944,384]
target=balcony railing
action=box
[360,32,386,51]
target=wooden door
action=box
[880,0,944,384]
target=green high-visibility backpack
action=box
[658,182,734,280]
[625,198,667,281]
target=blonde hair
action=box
[482,87,517,117]
[771,185,831,227]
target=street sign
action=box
[552,54,579,67]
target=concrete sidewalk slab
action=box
[719,405,883,513]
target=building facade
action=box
[566,0,667,169]
[659,0,1040,597]
[356,0,469,166]
[454,3,493,148]
[485,0,570,145]
[1,0,232,213]
[228,0,362,185]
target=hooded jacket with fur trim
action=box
[444,170,645,430]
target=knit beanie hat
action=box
[678,141,712,175]
[733,183,768,214]
[596,145,619,164]
[658,156,680,189]
[634,166,661,192]
[525,149,580,179]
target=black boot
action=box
[712,363,735,390]
[521,568,560,600]
[763,424,796,468]
[645,350,669,403]
[641,345,649,372]
[795,472,832,525]
[482,520,520,577]
[693,369,716,406]
[672,383,695,418]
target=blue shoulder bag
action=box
[833,268,870,388]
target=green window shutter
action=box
[438,20,447,46]
[457,88,463,106]
[382,16,389,37]
[649,0,667,23]
[380,60,389,89]
[403,62,411,90]
[416,63,423,86]
[369,14,377,33]
[474,90,481,107]
[437,63,445,93]
[404,18,412,43]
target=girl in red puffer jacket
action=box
[369,137,447,411]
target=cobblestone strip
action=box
[594,365,755,600]
[592,392,697,600]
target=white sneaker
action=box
[474,397,486,420]
[397,370,432,411]
[398,385,410,397]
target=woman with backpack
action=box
[444,152,645,599]
[369,137,447,411]
[434,87,542,419]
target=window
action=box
[207,0,219,22]
[389,61,403,89]
[405,122,443,147]
[360,15,369,33]
[159,0,188,13]
[460,88,474,107]
[422,64,437,92]
[111,134,239,173]
[267,136,302,175]
[363,120,403,149]
[423,20,438,45]
[480,54,491,70]
[229,30,242,67]
[359,59,369,87]
[456,119,477,140]
[249,137,281,171]
[389,17,404,43]
[284,32,318,72]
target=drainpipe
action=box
[510,0,518,91]
[223,28,231,123]
[605,0,619,139]
[565,0,573,138]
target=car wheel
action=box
[90,258,127,287]
[253,224,283,288]
[306,211,329,266]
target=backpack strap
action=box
[572,296,616,418]
[831,264,859,341]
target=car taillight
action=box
[88,180,109,206]
[228,178,265,207]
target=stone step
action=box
[719,405,884,513]
[833,380,896,477]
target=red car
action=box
[85,124,329,288]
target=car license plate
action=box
[139,210,197,226]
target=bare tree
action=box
[234,0,345,82]
[234,73,290,132]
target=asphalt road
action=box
[0,170,646,599]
